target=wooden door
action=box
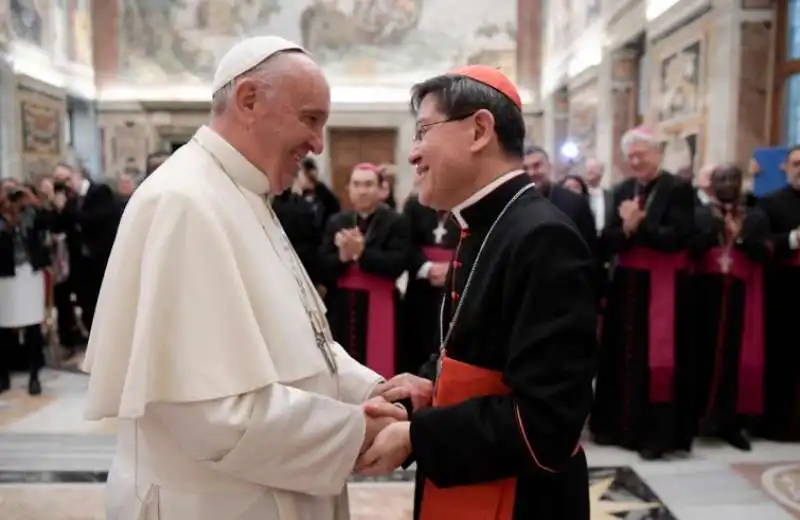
[328,128,397,210]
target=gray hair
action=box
[210,49,306,116]
[620,127,661,155]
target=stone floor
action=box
[1,369,799,520]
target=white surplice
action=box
[82,126,382,520]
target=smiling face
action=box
[348,166,381,213]
[407,94,475,210]
[711,165,743,204]
[234,53,330,193]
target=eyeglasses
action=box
[413,112,475,142]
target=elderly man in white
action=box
[82,37,407,520]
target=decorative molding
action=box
[648,0,713,42]
[605,1,647,50]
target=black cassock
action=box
[690,203,770,439]
[272,191,325,285]
[758,186,800,440]
[591,172,696,456]
[408,173,596,520]
[401,194,459,374]
[318,206,409,378]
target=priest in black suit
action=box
[757,144,800,441]
[360,66,596,520]
[52,164,121,333]
[522,145,598,260]
[590,127,697,460]
[401,193,459,374]
[319,163,410,378]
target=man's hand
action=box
[427,262,449,287]
[53,191,67,212]
[376,373,434,410]
[336,228,365,261]
[619,200,645,235]
[355,421,412,477]
[360,396,407,454]
[725,214,742,238]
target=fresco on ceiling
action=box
[10,0,45,47]
[117,0,518,87]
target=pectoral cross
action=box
[433,222,447,244]
[718,251,732,273]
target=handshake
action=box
[354,374,434,477]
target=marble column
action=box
[553,87,570,175]
[705,5,740,165]
[516,0,543,100]
[607,49,639,184]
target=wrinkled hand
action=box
[376,373,433,410]
[427,262,449,287]
[725,214,742,238]
[336,228,364,261]
[355,421,412,476]
[361,396,407,453]
[618,199,639,220]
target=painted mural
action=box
[17,86,65,179]
[70,0,93,65]
[10,0,45,47]
[568,80,598,160]
[0,0,11,46]
[52,0,68,62]
[117,0,518,87]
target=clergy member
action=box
[690,164,770,450]
[758,144,800,441]
[355,66,597,520]
[81,37,405,520]
[400,192,459,374]
[319,163,410,378]
[590,126,696,460]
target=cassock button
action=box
[451,291,459,301]
[459,229,470,239]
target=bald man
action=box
[81,37,405,520]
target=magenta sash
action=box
[422,246,453,263]
[694,247,765,414]
[618,247,688,403]
[337,265,395,378]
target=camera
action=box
[53,181,68,192]
[7,189,24,203]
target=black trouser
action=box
[54,280,82,347]
[0,325,45,380]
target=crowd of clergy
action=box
[0,124,798,463]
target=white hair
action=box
[620,127,661,155]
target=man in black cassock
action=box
[522,145,598,258]
[758,145,800,441]
[690,164,771,450]
[400,193,459,374]
[359,66,596,520]
[272,177,325,286]
[319,163,410,379]
[590,126,696,460]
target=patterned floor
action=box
[1,370,799,520]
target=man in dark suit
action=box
[52,164,121,336]
[523,146,598,259]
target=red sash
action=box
[337,265,395,378]
[419,357,581,520]
[617,247,688,403]
[422,246,453,263]
[694,247,764,415]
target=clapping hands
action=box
[335,228,365,262]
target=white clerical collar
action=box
[697,189,712,205]
[451,169,524,229]
[588,185,603,196]
[193,125,271,195]
[78,178,90,197]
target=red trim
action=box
[617,248,689,403]
[694,247,765,415]
[422,246,453,263]
[338,265,396,378]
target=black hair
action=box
[559,174,589,198]
[523,144,549,161]
[301,157,317,171]
[409,74,525,159]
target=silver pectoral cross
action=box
[718,251,732,273]
[433,222,447,244]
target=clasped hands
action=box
[354,374,434,477]
[335,228,365,263]
[618,199,646,235]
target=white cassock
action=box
[82,125,383,520]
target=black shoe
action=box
[0,373,9,393]
[721,429,751,451]
[28,375,41,396]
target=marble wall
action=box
[116,0,518,88]
[568,78,598,161]
[646,13,710,175]
[735,21,772,170]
